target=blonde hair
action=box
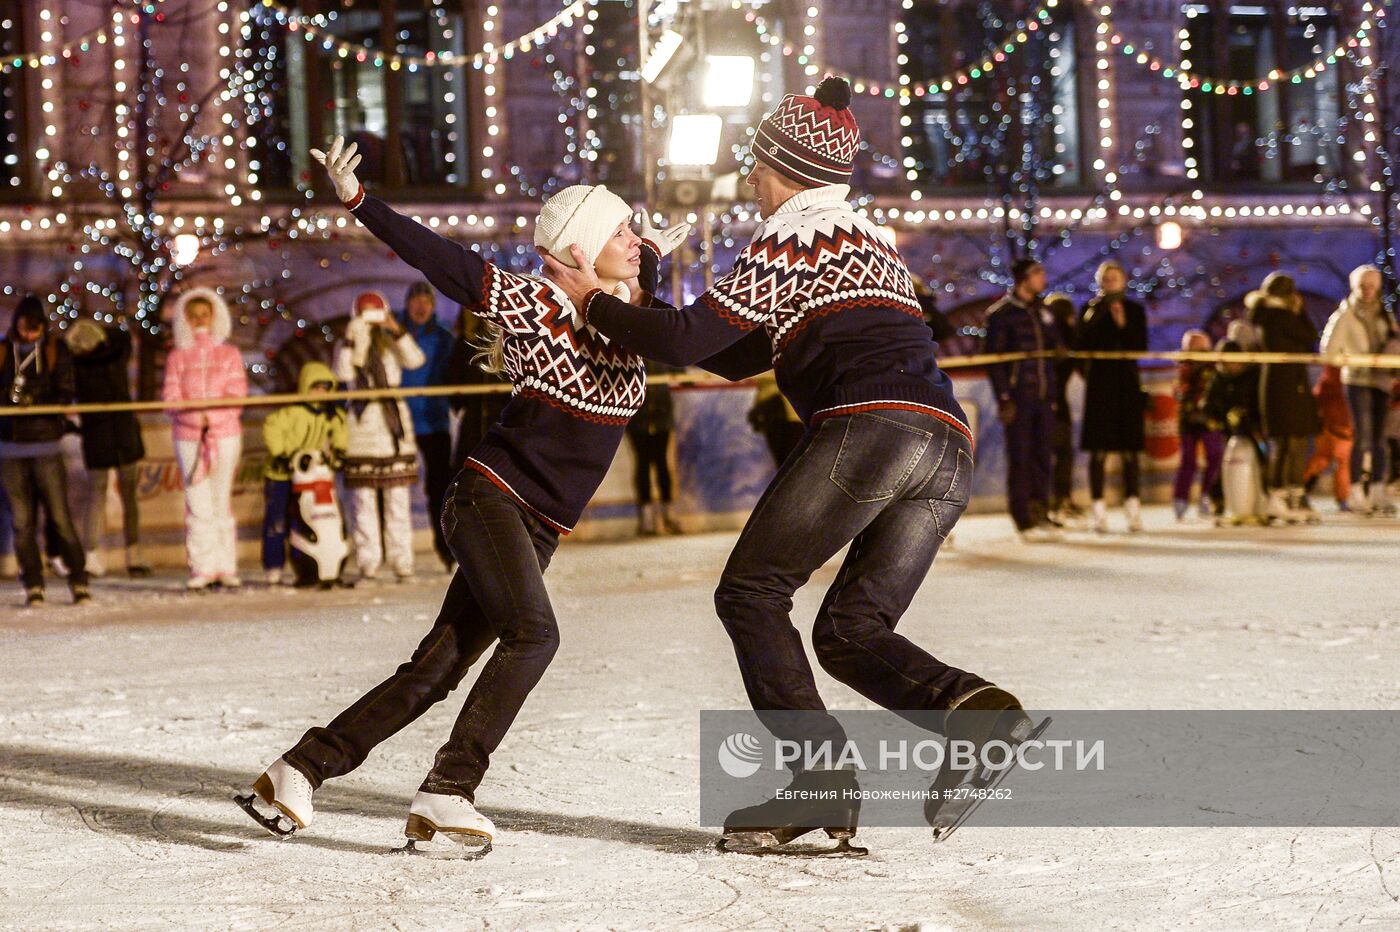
[1350,264,1382,299]
[456,306,505,375]
[1095,260,1126,288]
[1180,328,1210,352]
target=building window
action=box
[901,1,1082,190]
[0,3,26,195]
[1181,3,1347,185]
[245,1,471,192]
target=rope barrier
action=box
[1,349,1393,419]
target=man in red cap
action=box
[545,77,1035,852]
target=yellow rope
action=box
[0,349,1392,418]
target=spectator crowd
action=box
[985,259,1400,541]
[2,261,1398,602]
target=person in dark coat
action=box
[1077,261,1148,533]
[628,358,681,536]
[0,295,89,604]
[1045,292,1081,522]
[398,280,456,571]
[1245,271,1322,522]
[444,305,510,476]
[65,319,149,577]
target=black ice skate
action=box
[718,768,867,857]
[925,686,1051,842]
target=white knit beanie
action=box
[533,184,632,270]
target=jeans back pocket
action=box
[828,413,933,503]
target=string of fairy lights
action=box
[1,0,1392,342]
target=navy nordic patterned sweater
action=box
[580,184,970,442]
[348,191,657,534]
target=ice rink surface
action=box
[3,506,1399,931]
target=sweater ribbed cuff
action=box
[344,184,366,211]
[580,288,605,324]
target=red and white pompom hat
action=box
[751,76,860,188]
[353,291,390,317]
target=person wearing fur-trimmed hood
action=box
[162,286,247,589]
[333,290,426,581]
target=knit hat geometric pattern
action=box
[533,184,633,270]
[752,77,860,187]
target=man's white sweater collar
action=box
[769,183,852,218]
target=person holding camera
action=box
[0,294,90,605]
[334,290,426,582]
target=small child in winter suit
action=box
[261,361,346,583]
[1303,366,1354,511]
[1173,330,1224,519]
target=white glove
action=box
[310,135,363,204]
[639,212,691,258]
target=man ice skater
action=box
[543,76,1033,853]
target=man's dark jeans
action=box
[1,454,87,589]
[1004,396,1056,530]
[284,470,559,800]
[714,409,987,749]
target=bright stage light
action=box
[668,114,723,167]
[703,55,755,107]
[1156,220,1183,250]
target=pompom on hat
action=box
[751,76,860,187]
[533,184,633,270]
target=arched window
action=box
[244,1,473,194]
[1180,3,1350,185]
[900,1,1083,190]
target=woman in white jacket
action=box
[1322,265,1396,514]
[334,291,426,579]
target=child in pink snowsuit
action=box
[162,287,247,588]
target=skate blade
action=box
[391,837,493,860]
[234,793,298,838]
[717,829,868,858]
[932,716,1053,843]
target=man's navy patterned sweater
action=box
[580,184,970,441]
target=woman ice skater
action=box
[237,137,687,851]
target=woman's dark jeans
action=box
[1349,384,1389,485]
[713,409,987,750]
[284,470,559,801]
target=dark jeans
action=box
[713,410,986,750]
[417,431,454,565]
[1348,384,1389,485]
[1,455,88,589]
[627,428,672,504]
[283,470,559,801]
[1051,412,1075,505]
[1004,396,1056,530]
[262,478,292,570]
